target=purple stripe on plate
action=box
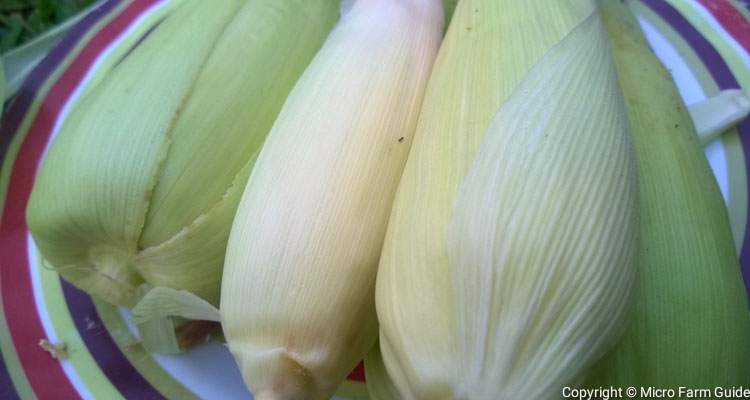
[61,279,165,400]
[114,17,165,68]
[739,118,750,296]
[642,0,750,297]
[0,349,21,400]
[0,0,122,168]
[643,0,737,87]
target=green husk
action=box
[132,286,221,325]
[26,0,339,308]
[138,311,181,354]
[584,0,750,387]
[131,286,221,353]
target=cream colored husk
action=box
[220,0,443,398]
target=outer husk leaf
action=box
[584,0,750,387]
[26,0,339,308]
[220,0,443,398]
[131,285,221,353]
[444,12,637,399]
[373,1,603,398]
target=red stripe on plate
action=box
[346,361,365,382]
[698,0,750,53]
[0,1,161,398]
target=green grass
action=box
[1,0,95,53]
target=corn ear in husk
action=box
[26,0,338,309]
[584,0,750,387]
[442,12,637,398]
[371,1,624,398]
[219,0,443,398]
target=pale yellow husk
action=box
[444,12,637,398]
[26,0,338,308]
[220,0,443,398]
[372,0,607,398]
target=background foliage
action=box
[1,0,95,53]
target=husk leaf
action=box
[132,286,221,325]
[444,11,637,398]
[583,0,750,387]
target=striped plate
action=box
[0,0,748,399]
